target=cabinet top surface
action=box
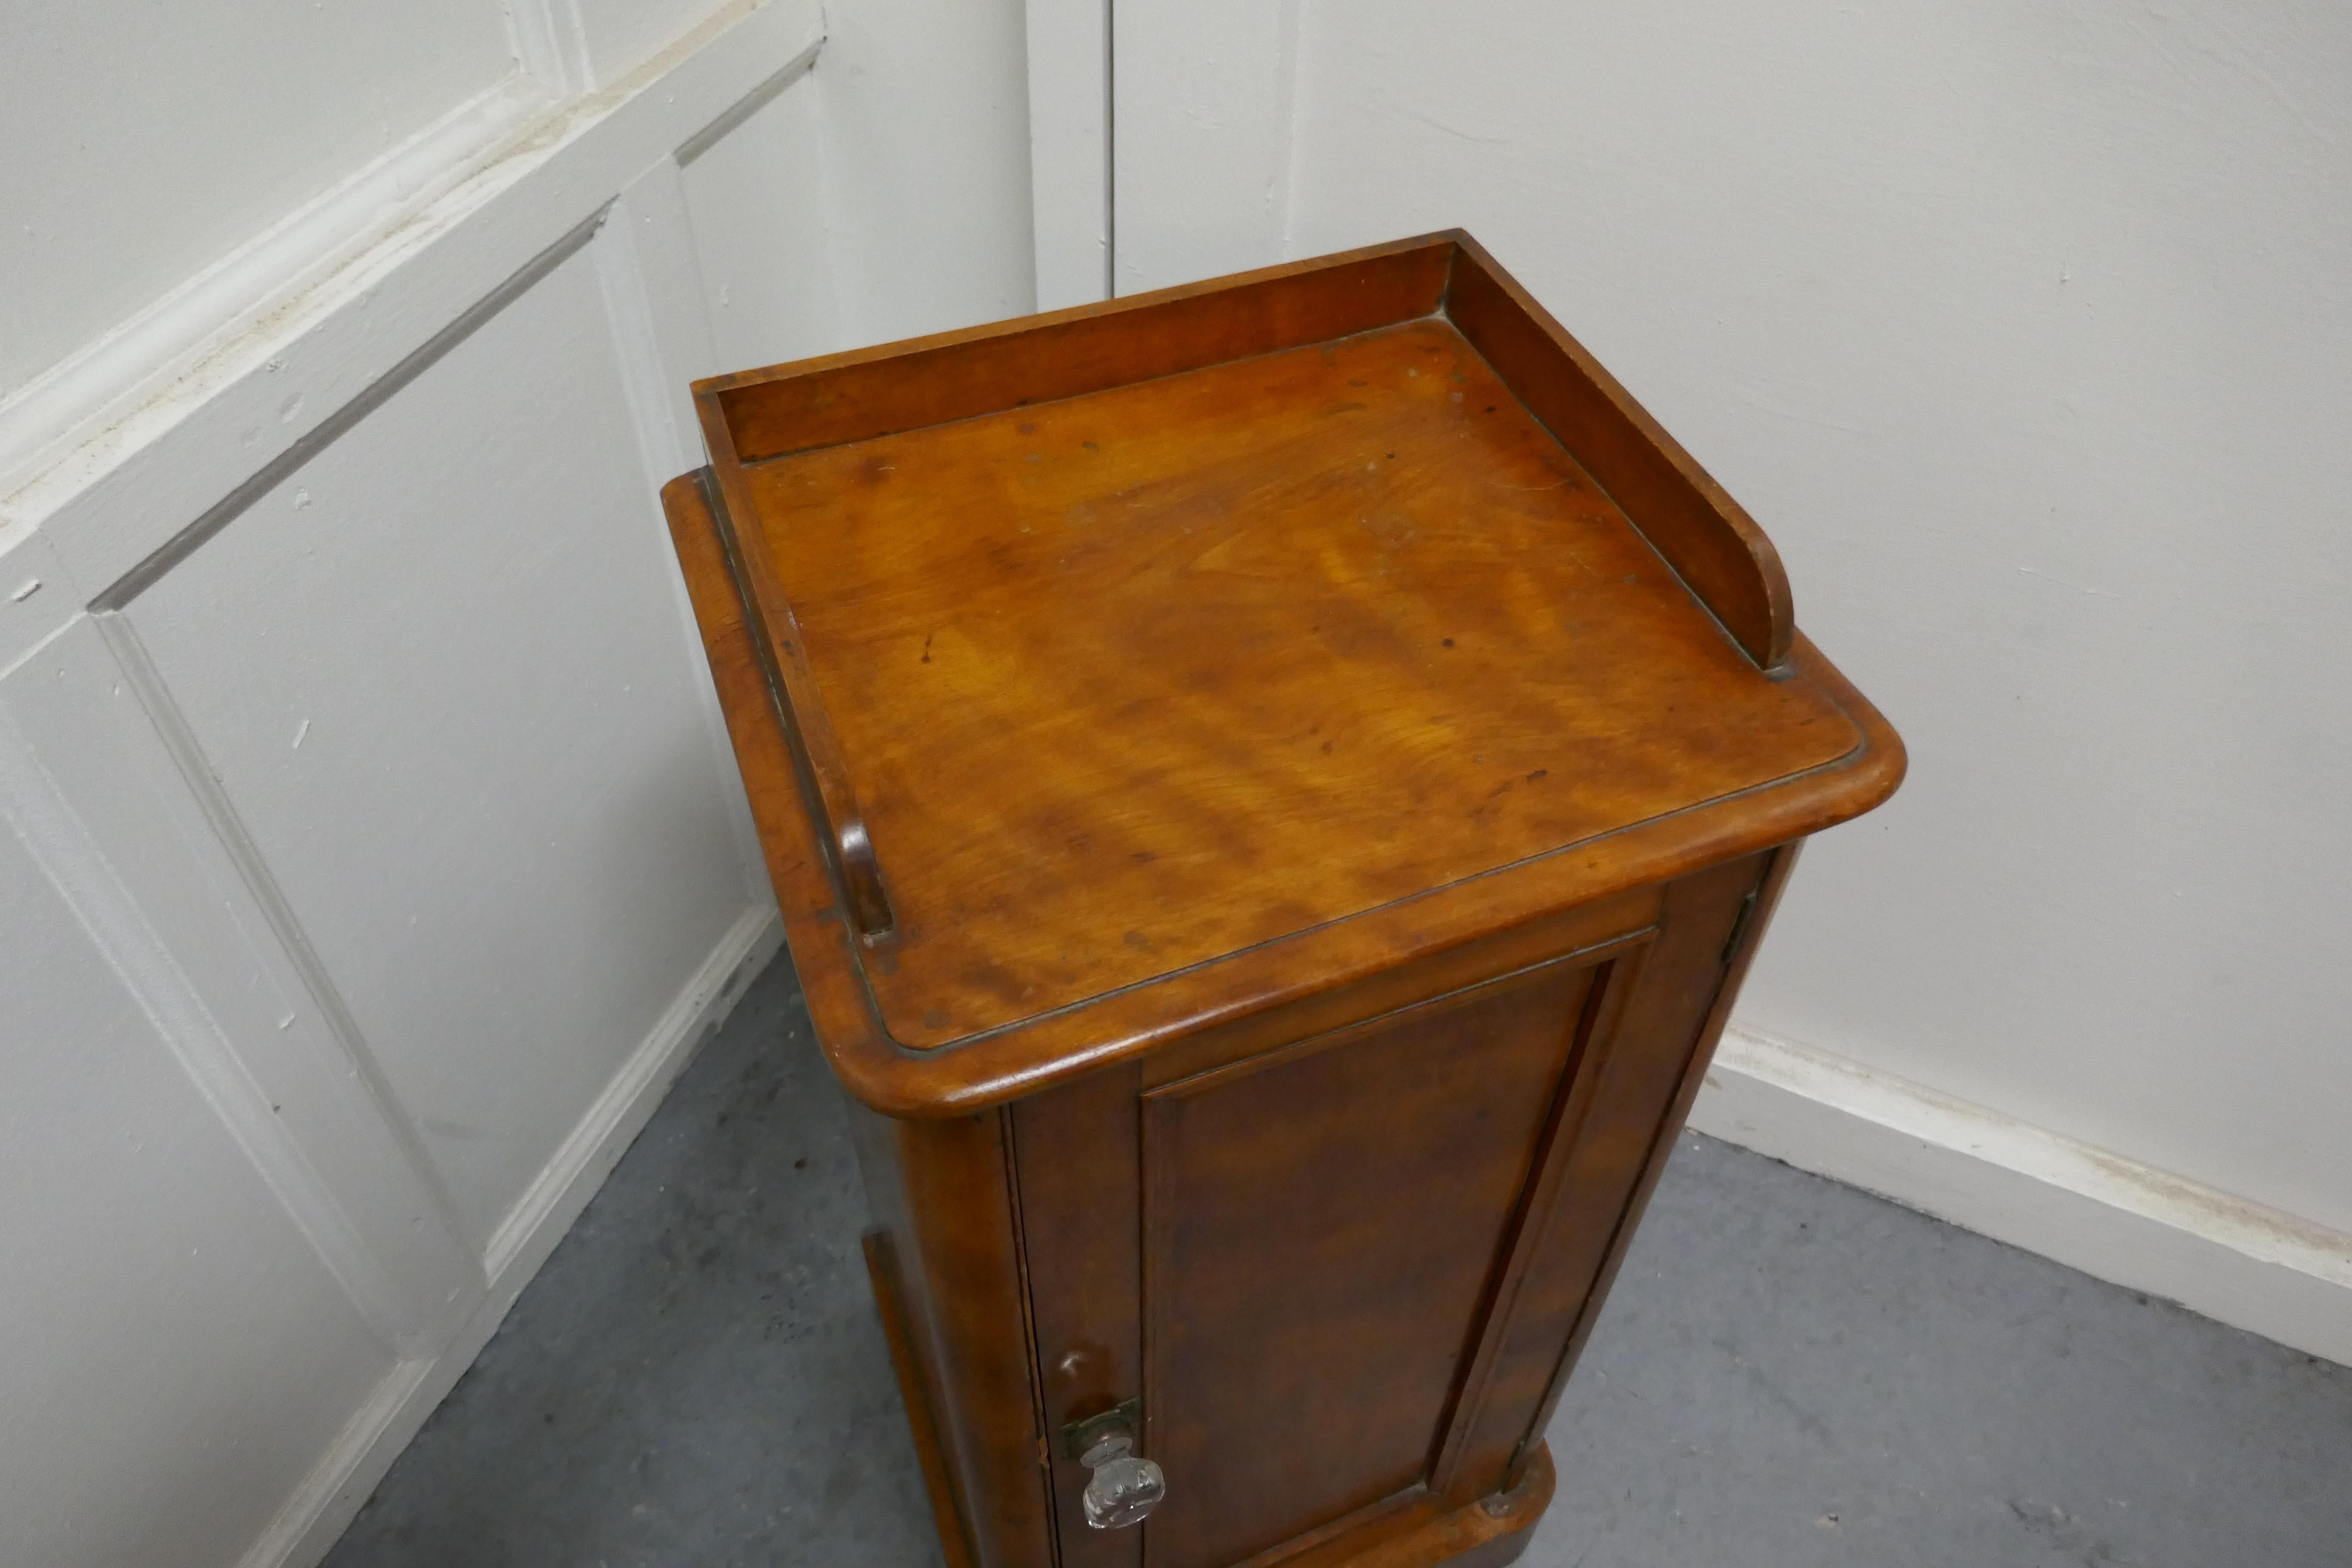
[699,242,1885,1050]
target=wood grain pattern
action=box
[742,313,1851,1044]
[698,454,897,942]
[1133,892,1656,1093]
[662,461,1899,1119]
[862,1231,981,1568]
[1139,959,1596,1567]
[660,233,1906,1568]
[1500,842,1809,1479]
[1425,955,1638,1502]
[1011,1068,1146,1568]
[842,1099,1054,1568]
[1442,236,1794,669]
[704,236,1454,461]
[1441,856,1772,1491]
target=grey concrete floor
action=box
[324,956,2352,1567]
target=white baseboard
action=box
[1689,1024,2352,1368]
[241,904,786,1568]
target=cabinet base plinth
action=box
[1253,1444,1556,1568]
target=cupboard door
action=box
[1012,1066,1149,1568]
[1008,858,1771,1568]
[1136,957,1606,1568]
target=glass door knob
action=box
[1078,1431,1165,1529]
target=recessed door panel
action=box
[1138,962,1598,1568]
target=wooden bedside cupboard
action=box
[658,231,1903,1568]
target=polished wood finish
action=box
[738,315,1847,1047]
[1142,959,1598,1565]
[1442,242,1792,668]
[661,233,1902,1568]
[862,1231,980,1568]
[1011,1067,1145,1568]
[841,1099,1051,1567]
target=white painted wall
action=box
[1106,0,2352,1348]
[815,0,1038,342]
[1110,0,1298,297]
[0,0,513,396]
[1025,0,1112,308]
[677,67,846,371]
[0,0,1041,1563]
[123,241,753,1253]
[0,804,395,1568]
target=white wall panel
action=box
[1025,0,1111,307]
[814,0,1039,342]
[0,812,394,1568]
[1110,0,1299,293]
[0,0,514,397]
[568,0,726,89]
[124,241,752,1252]
[6,618,482,1357]
[679,64,848,372]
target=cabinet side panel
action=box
[1507,843,1804,1467]
[1011,1066,1146,1568]
[1442,855,1773,1491]
[850,1101,1055,1568]
[846,1100,979,1568]
[1140,963,1597,1568]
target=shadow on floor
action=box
[325,955,2352,1567]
